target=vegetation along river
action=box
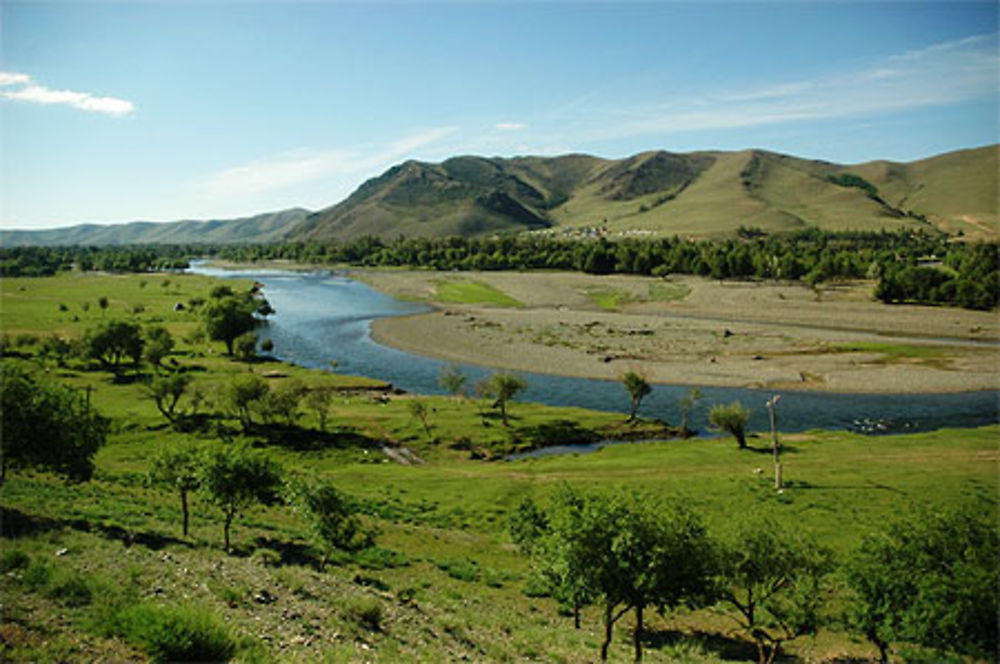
[190,265,999,437]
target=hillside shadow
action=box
[1,505,191,551]
[645,628,799,662]
[255,423,381,452]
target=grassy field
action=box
[1,271,997,663]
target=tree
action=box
[146,372,192,426]
[286,477,374,569]
[304,388,333,431]
[258,378,305,426]
[202,293,270,356]
[619,370,651,423]
[149,443,202,537]
[200,443,283,551]
[679,387,702,436]
[233,332,257,367]
[527,487,717,661]
[144,325,174,368]
[717,513,831,664]
[843,499,998,663]
[85,320,144,374]
[709,401,750,449]
[407,398,432,438]
[225,373,269,431]
[0,362,108,485]
[483,372,527,426]
[439,364,468,397]
[98,296,109,315]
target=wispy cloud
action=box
[0,71,135,116]
[571,32,998,142]
[203,126,456,197]
[495,122,526,131]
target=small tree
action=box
[233,332,257,367]
[287,477,374,569]
[202,293,270,356]
[843,500,999,663]
[258,378,305,426]
[709,401,750,449]
[85,320,144,374]
[225,373,269,431]
[147,372,191,426]
[439,364,468,397]
[149,443,202,537]
[0,362,108,485]
[619,370,651,423]
[679,387,702,436]
[200,443,283,551]
[98,296,109,316]
[483,372,527,426]
[717,513,831,664]
[304,388,333,432]
[408,398,432,438]
[144,325,174,369]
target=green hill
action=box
[295,144,998,241]
[4,145,996,247]
[0,208,311,247]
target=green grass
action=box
[2,271,997,663]
[830,341,952,367]
[583,286,634,311]
[432,279,523,307]
[648,281,691,302]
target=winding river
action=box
[190,265,999,437]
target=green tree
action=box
[146,372,192,426]
[709,401,750,449]
[97,295,109,315]
[303,388,333,432]
[679,387,702,436]
[85,320,144,374]
[149,443,202,537]
[144,325,174,368]
[258,378,305,426]
[0,362,108,485]
[483,372,527,426]
[200,443,283,551]
[408,398,432,438]
[619,370,651,423]
[717,513,831,664]
[233,332,257,367]
[843,499,998,663]
[286,477,374,569]
[439,364,468,397]
[225,373,269,431]
[202,293,270,356]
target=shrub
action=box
[105,603,237,663]
[22,559,53,591]
[0,549,30,573]
[46,569,94,607]
[340,596,383,632]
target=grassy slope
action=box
[1,272,997,663]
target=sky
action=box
[1,1,997,230]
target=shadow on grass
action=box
[254,423,382,452]
[513,419,601,448]
[0,505,192,551]
[644,628,798,662]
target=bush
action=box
[22,559,53,591]
[340,596,383,632]
[46,569,94,607]
[0,549,30,573]
[105,603,237,663]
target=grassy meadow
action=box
[1,271,997,663]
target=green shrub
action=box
[46,570,94,607]
[340,596,383,632]
[0,549,30,573]
[352,547,409,570]
[22,559,53,591]
[433,557,480,583]
[106,603,237,663]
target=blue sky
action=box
[2,2,997,229]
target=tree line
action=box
[510,486,997,664]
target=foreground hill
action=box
[295,145,997,241]
[0,208,310,247]
[4,145,996,246]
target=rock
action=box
[723,329,733,338]
[602,355,613,363]
[254,589,277,604]
[55,548,69,557]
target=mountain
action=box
[293,145,997,241]
[4,145,996,247]
[0,208,311,247]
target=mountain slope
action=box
[295,145,997,241]
[0,208,311,247]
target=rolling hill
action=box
[3,145,996,246]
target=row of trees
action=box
[510,487,997,664]
[0,245,192,276]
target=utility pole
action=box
[766,394,782,490]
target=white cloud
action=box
[495,122,526,131]
[573,32,999,142]
[203,126,457,198]
[0,71,134,116]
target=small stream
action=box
[189,265,999,439]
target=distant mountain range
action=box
[3,145,996,247]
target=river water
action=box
[190,265,998,437]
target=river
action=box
[189,265,999,437]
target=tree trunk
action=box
[737,429,747,449]
[573,602,580,630]
[869,631,889,664]
[224,510,234,552]
[633,604,644,663]
[600,603,614,661]
[181,489,189,537]
[500,401,509,426]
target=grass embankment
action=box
[1,272,997,663]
